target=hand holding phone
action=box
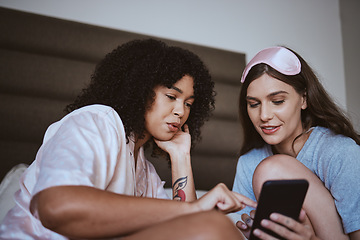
[249,179,309,240]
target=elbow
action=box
[37,201,66,231]
[30,188,78,232]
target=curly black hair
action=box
[66,38,215,156]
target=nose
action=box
[260,103,273,121]
[173,101,185,118]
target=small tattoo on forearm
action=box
[173,176,187,202]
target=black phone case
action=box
[249,179,309,240]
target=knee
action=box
[185,211,242,239]
[252,154,305,197]
[254,154,296,178]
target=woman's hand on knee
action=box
[193,183,256,214]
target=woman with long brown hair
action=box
[233,46,360,239]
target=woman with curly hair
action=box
[233,46,360,239]
[0,39,256,239]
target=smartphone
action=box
[249,179,309,240]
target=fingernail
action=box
[253,229,261,236]
[270,213,279,220]
[261,219,269,226]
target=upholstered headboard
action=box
[0,7,245,191]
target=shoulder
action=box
[63,104,123,129]
[45,104,126,142]
[306,126,360,164]
[236,146,271,172]
[311,126,358,148]
[69,104,119,120]
[240,146,271,162]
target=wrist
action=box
[169,149,190,160]
[188,200,202,214]
[171,157,192,179]
[170,151,190,163]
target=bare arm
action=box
[154,125,196,202]
[170,151,196,202]
[31,186,196,239]
[30,183,256,239]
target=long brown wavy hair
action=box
[239,47,360,155]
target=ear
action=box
[301,92,307,110]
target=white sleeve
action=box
[33,110,122,196]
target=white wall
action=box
[340,0,360,132]
[0,0,346,110]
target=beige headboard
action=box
[0,7,245,191]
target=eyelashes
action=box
[166,94,193,108]
[166,95,176,100]
[273,100,285,105]
[248,102,260,108]
[247,100,285,108]
[185,102,192,108]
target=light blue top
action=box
[232,126,360,234]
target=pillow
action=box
[0,164,28,223]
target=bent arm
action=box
[155,125,196,202]
[30,183,256,239]
[30,185,198,239]
[170,151,196,202]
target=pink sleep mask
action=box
[240,46,301,83]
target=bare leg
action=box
[123,210,245,240]
[252,154,348,240]
[349,230,360,240]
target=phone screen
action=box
[249,179,309,240]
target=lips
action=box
[167,122,180,132]
[261,125,280,134]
